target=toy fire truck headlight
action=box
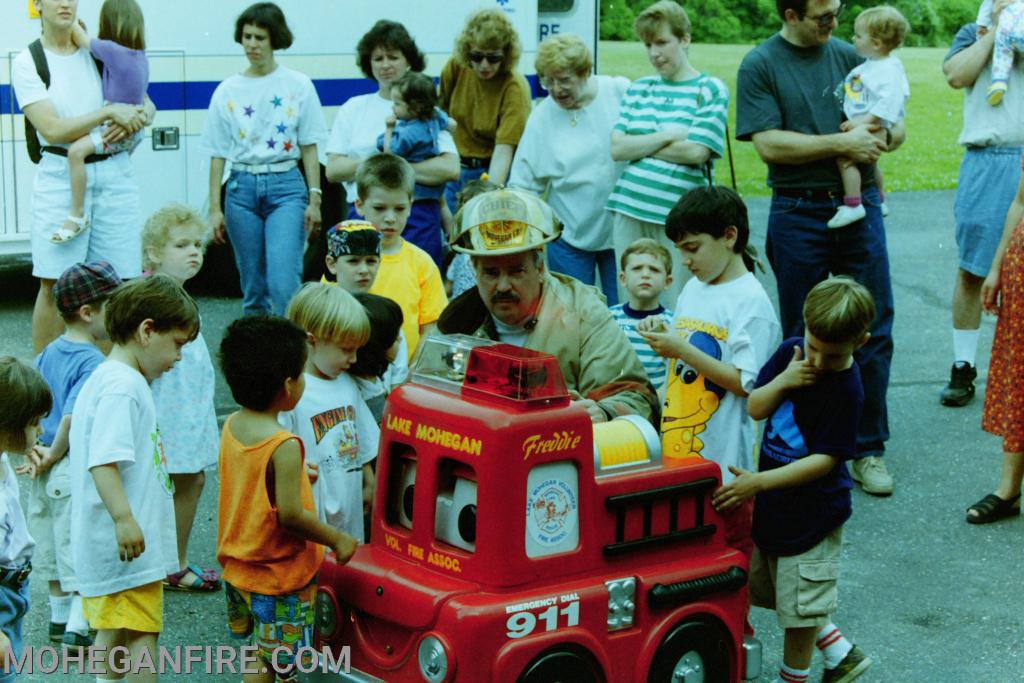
[417,635,450,682]
[605,577,636,631]
[315,590,339,641]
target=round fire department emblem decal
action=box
[527,478,577,546]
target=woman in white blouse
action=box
[508,34,629,304]
[204,2,326,316]
[325,20,459,267]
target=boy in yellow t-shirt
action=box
[356,154,448,361]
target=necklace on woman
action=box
[569,109,581,127]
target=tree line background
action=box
[600,0,978,46]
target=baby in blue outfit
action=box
[378,72,457,235]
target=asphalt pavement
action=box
[0,189,1019,682]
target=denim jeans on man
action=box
[224,167,307,316]
[546,238,619,306]
[765,185,893,459]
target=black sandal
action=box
[966,493,1022,524]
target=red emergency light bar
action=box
[462,343,570,408]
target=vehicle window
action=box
[539,0,574,13]
[525,460,580,558]
[385,443,417,530]
[435,459,477,553]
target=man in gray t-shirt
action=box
[940,0,1024,408]
[736,0,903,501]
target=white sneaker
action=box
[827,204,866,229]
[880,202,890,217]
[851,456,893,496]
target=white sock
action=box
[953,328,980,367]
[776,662,810,683]
[48,594,72,624]
[67,593,90,635]
[816,622,853,669]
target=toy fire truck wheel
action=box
[646,618,731,683]
[517,644,603,683]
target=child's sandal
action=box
[50,215,90,244]
[164,564,222,592]
[966,492,1021,524]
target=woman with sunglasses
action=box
[440,8,532,212]
[606,0,729,307]
[325,20,459,266]
[508,33,629,304]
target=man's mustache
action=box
[491,292,520,304]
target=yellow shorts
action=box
[83,581,164,633]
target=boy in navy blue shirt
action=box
[713,276,876,683]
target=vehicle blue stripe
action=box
[2,75,543,114]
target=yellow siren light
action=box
[593,416,662,473]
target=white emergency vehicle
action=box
[0,0,597,259]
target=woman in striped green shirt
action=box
[607,0,729,307]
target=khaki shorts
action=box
[25,458,76,591]
[748,527,843,629]
[83,581,163,633]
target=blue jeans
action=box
[547,238,619,306]
[225,167,307,316]
[444,166,486,215]
[766,186,894,458]
[348,200,444,268]
[0,582,29,683]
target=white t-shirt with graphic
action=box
[203,65,327,165]
[69,361,178,597]
[279,373,379,541]
[842,55,910,128]
[667,272,780,482]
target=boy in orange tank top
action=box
[217,315,358,683]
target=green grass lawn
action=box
[597,41,963,197]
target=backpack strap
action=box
[25,39,49,164]
[23,41,102,165]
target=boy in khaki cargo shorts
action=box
[712,277,877,683]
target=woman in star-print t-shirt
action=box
[202,2,327,316]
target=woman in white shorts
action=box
[13,0,150,353]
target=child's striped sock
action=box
[776,662,810,683]
[816,622,853,669]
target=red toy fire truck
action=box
[313,335,761,682]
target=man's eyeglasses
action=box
[807,4,843,27]
[469,51,504,64]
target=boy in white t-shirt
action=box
[639,187,779,557]
[69,275,200,682]
[829,6,911,228]
[280,283,379,541]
